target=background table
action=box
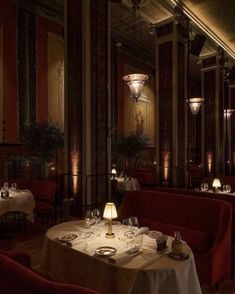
[40,220,202,294]
[0,189,36,222]
[116,177,140,191]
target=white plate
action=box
[58,234,78,242]
[95,246,117,256]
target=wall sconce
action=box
[103,202,118,239]
[212,178,221,193]
[123,73,149,102]
[188,97,204,115]
[224,109,234,120]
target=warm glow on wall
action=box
[163,151,170,182]
[71,145,79,195]
[207,152,213,174]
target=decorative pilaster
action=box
[201,52,224,176]
[156,21,186,187]
[90,0,109,204]
[65,0,109,214]
[65,0,83,213]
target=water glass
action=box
[122,218,131,229]
[84,210,94,228]
[92,208,101,223]
[93,223,103,237]
[129,216,139,234]
[200,183,209,192]
[11,182,17,190]
[3,182,9,190]
[223,184,231,194]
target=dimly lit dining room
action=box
[1,0,235,293]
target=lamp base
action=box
[105,232,115,239]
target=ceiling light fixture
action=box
[224,109,234,120]
[123,0,149,102]
[188,97,204,115]
[123,74,149,102]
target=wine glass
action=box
[200,183,209,192]
[92,208,101,224]
[3,182,9,190]
[11,182,17,190]
[122,218,132,232]
[84,210,94,228]
[223,184,231,194]
[129,216,139,234]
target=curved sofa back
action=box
[118,190,232,238]
[0,253,98,294]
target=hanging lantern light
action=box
[123,73,149,102]
[224,109,234,120]
[188,97,204,115]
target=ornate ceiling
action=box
[20,0,235,62]
[110,0,235,63]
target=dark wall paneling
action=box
[3,5,18,143]
[177,41,185,185]
[28,14,36,125]
[204,70,216,175]
[218,69,225,174]
[159,41,172,185]
[36,17,48,122]
[90,0,108,205]
[67,0,82,211]
[17,7,27,141]
[230,87,235,173]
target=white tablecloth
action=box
[40,220,202,294]
[0,189,36,222]
[116,177,140,191]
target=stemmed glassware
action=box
[200,183,209,192]
[223,184,231,194]
[92,208,101,224]
[84,210,94,228]
[129,216,139,234]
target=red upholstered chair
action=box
[0,251,98,294]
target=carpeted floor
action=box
[0,220,50,269]
[1,220,235,293]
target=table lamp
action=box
[103,202,117,239]
[212,178,221,193]
[111,168,117,180]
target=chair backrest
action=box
[0,253,98,294]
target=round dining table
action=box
[0,189,36,222]
[40,220,202,294]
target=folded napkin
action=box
[135,227,149,237]
[108,250,142,264]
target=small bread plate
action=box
[58,233,78,243]
[168,252,189,261]
[95,246,117,256]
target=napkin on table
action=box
[135,227,149,237]
[108,250,142,264]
